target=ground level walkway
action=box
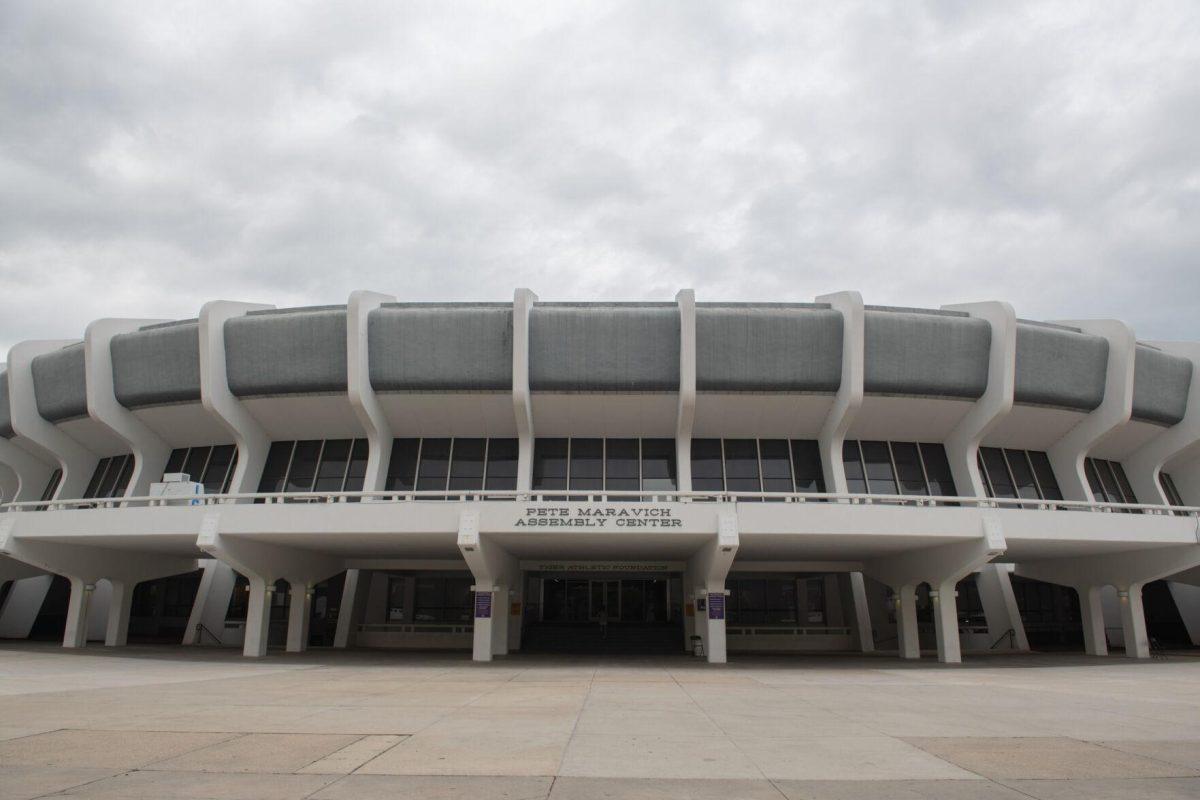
[1,644,1199,799]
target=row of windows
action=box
[386,575,473,623]
[843,440,956,497]
[1085,457,1138,505]
[83,454,135,500]
[1161,473,1185,507]
[532,438,677,492]
[691,439,824,494]
[164,445,238,495]
[257,439,369,495]
[977,448,1063,501]
[387,438,519,493]
[726,577,827,625]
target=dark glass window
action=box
[40,469,63,502]
[112,455,135,497]
[416,438,451,492]
[1004,450,1040,500]
[759,440,794,494]
[343,439,369,493]
[484,439,518,490]
[569,439,603,491]
[83,458,111,499]
[691,439,724,492]
[641,439,677,491]
[981,447,1016,499]
[97,455,126,499]
[977,452,994,497]
[728,578,799,625]
[532,438,568,490]
[919,444,956,497]
[860,441,897,495]
[1160,472,1184,507]
[1112,462,1138,504]
[1084,458,1109,501]
[286,440,322,493]
[257,441,293,494]
[842,441,867,494]
[448,438,486,492]
[182,448,209,485]
[413,576,473,623]
[723,440,761,493]
[789,440,825,494]
[203,445,236,494]
[605,439,640,492]
[1029,452,1062,500]
[164,449,187,475]
[313,439,351,492]
[890,442,927,496]
[385,439,420,492]
[1095,459,1123,504]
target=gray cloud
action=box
[1,1,1198,352]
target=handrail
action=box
[989,628,1017,650]
[193,622,223,645]
[2,489,1197,516]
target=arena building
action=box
[0,289,1198,665]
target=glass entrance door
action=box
[539,575,673,623]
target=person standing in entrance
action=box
[596,604,608,640]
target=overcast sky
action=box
[1,1,1198,352]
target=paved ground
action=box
[1,643,1199,799]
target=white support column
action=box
[975,564,1030,651]
[1117,584,1150,659]
[7,341,101,499]
[864,519,1007,664]
[1078,585,1109,656]
[198,301,274,497]
[848,572,874,652]
[196,514,343,657]
[457,510,518,661]
[286,581,313,653]
[63,578,94,649]
[512,288,537,492]
[687,509,738,664]
[84,319,173,497]
[0,437,55,504]
[815,291,864,496]
[1018,544,1200,658]
[1046,320,1136,501]
[244,576,272,658]
[930,579,963,664]
[104,578,135,647]
[1125,342,1200,504]
[347,291,396,493]
[183,559,237,645]
[0,574,53,639]
[896,584,920,659]
[941,301,1017,498]
[0,526,196,650]
[675,289,696,493]
[334,568,372,648]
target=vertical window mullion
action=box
[602,438,607,493]
[637,438,643,492]
[481,438,490,490]
[756,439,764,493]
[720,439,727,492]
[1000,449,1018,499]
[787,439,796,493]
[282,441,297,491]
[916,442,933,496]
[414,439,424,491]
[445,438,454,492]
[1022,451,1044,500]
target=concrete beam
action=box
[347,291,396,493]
[815,291,864,496]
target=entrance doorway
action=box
[541,578,671,624]
[525,572,682,655]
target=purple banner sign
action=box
[474,591,492,619]
[708,592,725,620]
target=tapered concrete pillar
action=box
[1118,584,1150,658]
[244,577,272,658]
[470,584,507,662]
[286,581,312,653]
[930,580,962,664]
[849,572,874,653]
[976,564,1029,651]
[334,568,372,648]
[896,585,920,660]
[63,578,94,649]
[104,579,135,647]
[1078,585,1108,656]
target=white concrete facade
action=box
[0,289,1198,665]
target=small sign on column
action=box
[708,592,725,620]
[474,591,492,619]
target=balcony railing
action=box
[3,490,1197,516]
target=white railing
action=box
[2,489,1197,516]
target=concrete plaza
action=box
[0,644,1199,799]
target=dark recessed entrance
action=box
[523,572,683,655]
